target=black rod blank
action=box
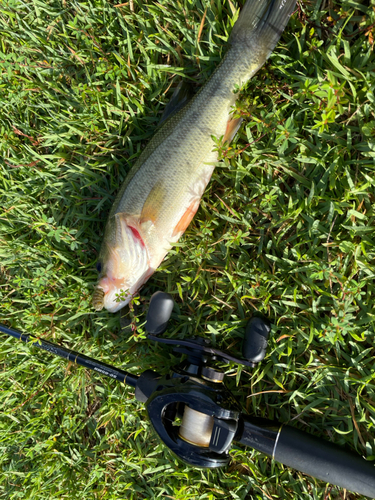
[0,323,138,388]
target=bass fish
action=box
[93,0,296,312]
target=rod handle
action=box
[274,425,375,497]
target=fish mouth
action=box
[92,287,105,311]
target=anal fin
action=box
[223,116,243,143]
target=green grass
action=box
[1,0,375,498]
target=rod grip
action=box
[274,425,375,497]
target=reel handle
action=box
[237,415,375,497]
[145,291,271,368]
[145,291,174,335]
[242,317,270,364]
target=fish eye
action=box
[96,262,102,273]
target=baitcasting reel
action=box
[140,291,271,469]
[1,292,375,497]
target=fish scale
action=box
[93,0,297,313]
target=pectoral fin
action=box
[140,180,167,224]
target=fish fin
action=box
[159,81,194,126]
[172,200,200,237]
[223,116,243,143]
[140,181,167,224]
[230,0,296,58]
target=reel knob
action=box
[242,316,271,364]
[146,291,174,335]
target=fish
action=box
[93,0,296,313]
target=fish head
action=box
[92,214,151,313]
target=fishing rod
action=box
[1,291,374,497]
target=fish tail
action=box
[230,0,296,56]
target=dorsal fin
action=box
[159,81,195,126]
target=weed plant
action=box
[1,0,375,498]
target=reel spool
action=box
[179,407,214,447]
